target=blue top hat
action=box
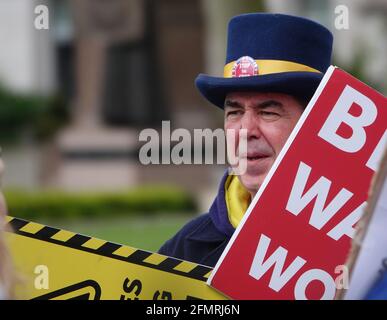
[195,13,333,108]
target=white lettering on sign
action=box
[366,130,387,171]
[249,233,336,300]
[294,269,336,300]
[286,161,353,230]
[286,161,364,241]
[249,234,306,292]
[327,201,365,240]
[318,85,377,153]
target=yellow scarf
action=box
[225,175,251,228]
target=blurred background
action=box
[0,0,386,252]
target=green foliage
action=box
[0,86,69,143]
[33,94,69,140]
[4,186,197,220]
[334,49,383,93]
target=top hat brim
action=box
[195,71,324,109]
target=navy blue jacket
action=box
[158,172,235,267]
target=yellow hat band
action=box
[223,58,321,78]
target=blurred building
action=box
[266,0,387,92]
[0,0,385,210]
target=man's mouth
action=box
[244,153,270,161]
[247,156,265,161]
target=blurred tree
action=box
[0,85,69,144]
[334,47,383,93]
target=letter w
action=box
[286,161,353,230]
[249,234,306,292]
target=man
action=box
[159,13,333,267]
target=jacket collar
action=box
[185,216,228,243]
[209,169,236,238]
[186,170,236,243]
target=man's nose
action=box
[240,113,261,139]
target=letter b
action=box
[318,85,377,153]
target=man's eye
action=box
[227,110,242,117]
[260,111,278,115]
[260,111,280,119]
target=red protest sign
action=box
[208,66,387,300]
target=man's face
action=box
[224,92,304,196]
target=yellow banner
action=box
[4,216,226,300]
[223,58,321,77]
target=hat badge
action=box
[231,56,259,78]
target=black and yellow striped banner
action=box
[4,216,226,300]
